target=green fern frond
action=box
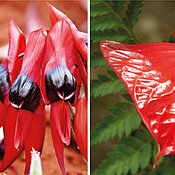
[124,0,143,27]
[91,102,141,145]
[111,0,125,15]
[91,72,124,97]
[91,16,120,31]
[90,51,107,68]
[91,3,110,17]
[92,130,152,175]
[91,29,128,43]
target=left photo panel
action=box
[0,1,88,175]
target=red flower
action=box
[100,40,175,166]
[40,4,88,174]
[0,20,46,175]
[0,3,87,175]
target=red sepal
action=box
[100,40,175,166]
[74,95,88,160]
[24,102,46,175]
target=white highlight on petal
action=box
[0,127,4,141]
[163,118,175,124]
[11,101,24,109]
[64,91,75,100]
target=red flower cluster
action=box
[0,3,87,175]
[100,40,175,167]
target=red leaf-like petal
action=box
[100,40,175,165]
[20,29,46,84]
[74,95,88,160]
[0,102,8,127]
[47,3,87,90]
[24,103,46,175]
[13,109,34,150]
[7,18,26,84]
[51,101,71,146]
[41,19,82,104]
[0,106,24,171]
[50,103,66,175]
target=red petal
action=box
[0,106,24,171]
[74,95,88,160]
[20,29,46,84]
[0,102,9,127]
[51,101,71,146]
[7,18,26,84]
[50,104,66,175]
[24,103,46,175]
[41,19,81,104]
[100,41,175,166]
[47,3,87,61]
[13,109,34,149]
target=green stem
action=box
[103,2,141,44]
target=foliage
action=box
[91,0,175,175]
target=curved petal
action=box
[13,109,34,149]
[100,40,175,166]
[46,3,87,91]
[0,106,24,171]
[7,18,26,84]
[47,2,87,61]
[0,103,8,127]
[41,19,79,105]
[20,29,46,84]
[50,104,66,175]
[24,103,46,175]
[74,95,87,160]
[51,101,71,146]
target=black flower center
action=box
[9,73,40,112]
[45,65,76,104]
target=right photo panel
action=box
[91,1,175,175]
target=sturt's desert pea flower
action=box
[0,25,46,175]
[0,3,87,175]
[0,18,26,171]
[47,2,87,91]
[40,4,88,174]
[0,18,26,127]
[100,40,175,167]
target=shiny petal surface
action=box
[74,95,87,160]
[100,40,175,165]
